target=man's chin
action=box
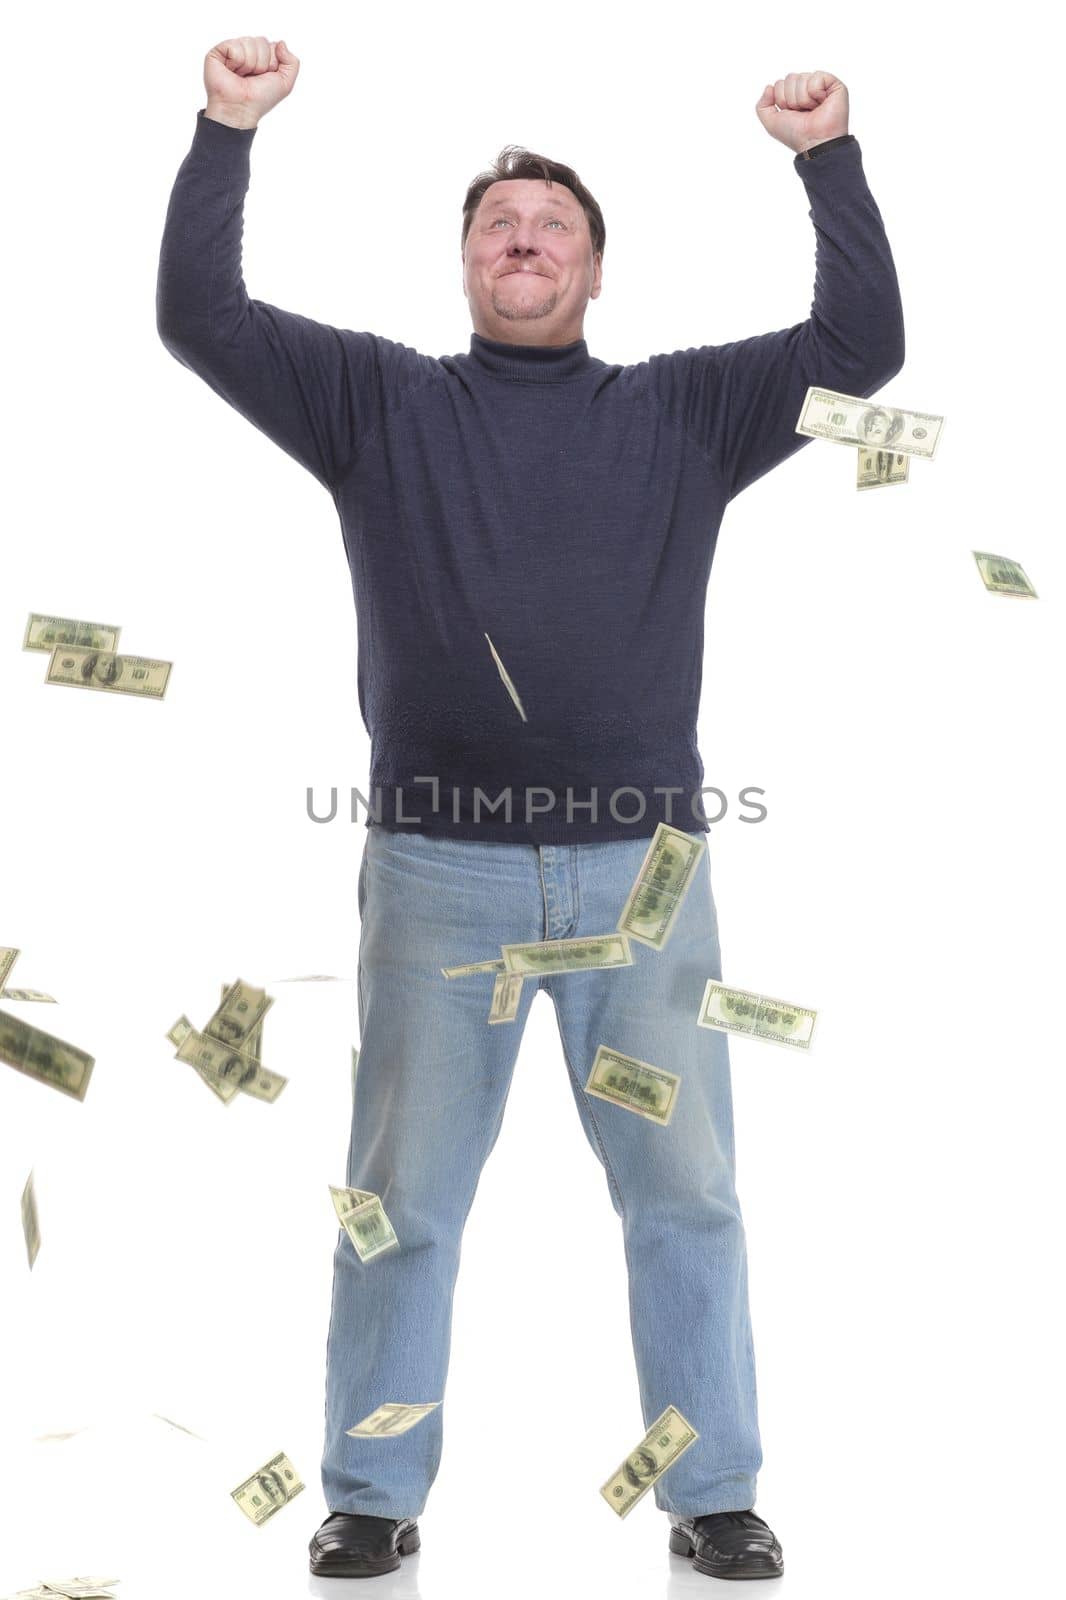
[490,293,558,321]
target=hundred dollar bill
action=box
[230,1451,305,1526]
[346,1402,440,1438]
[21,1170,40,1268]
[500,933,633,977]
[0,1009,95,1100]
[796,386,944,460]
[39,1582,120,1598]
[23,613,121,653]
[175,1027,285,1102]
[585,1045,680,1126]
[487,972,524,1024]
[616,822,706,951]
[218,982,282,1100]
[167,1015,239,1103]
[972,551,1038,597]
[0,947,20,987]
[599,1405,699,1518]
[857,447,909,489]
[204,978,273,1051]
[40,1579,120,1597]
[166,1016,193,1049]
[1,989,57,1003]
[441,958,507,979]
[697,980,817,1050]
[330,1183,399,1262]
[484,631,528,722]
[45,645,172,698]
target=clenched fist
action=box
[755,71,849,154]
[204,35,300,129]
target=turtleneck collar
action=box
[467,331,596,383]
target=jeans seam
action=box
[548,985,627,1216]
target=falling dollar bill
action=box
[346,1402,440,1438]
[972,551,1038,597]
[484,631,528,721]
[856,448,909,488]
[1,989,57,1003]
[39,1579,121,1597]
[501,933,633,977]
[599,1405,699,1518]
[230,1451,305,1526]
[330,1183,399,1262]
[169,1021,240,1103]
[697,980,817,1050]
[23,614,121,653]
[203,979,273,1051]
[795,386,944,460]
[0,1009,95,1099]
[616,822,706,951]
[585,1045,680,1126]
[21,1170,40,1268]
[441,958,507,979]
[217,982,280,1100]
[487,973,524,1024]
[151,1412,206,1439]
[175,1027,285,1102]
[45,645,172,698]
[0,948,20,987]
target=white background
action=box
[2,2,1063,1596]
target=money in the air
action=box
[346,1403,440,1438]
[697,981,816,1049]
[585,1045,680,1126]
[0,1009,95,1100]
[45,645,172,698]
[795,386,944,459]
[972,552,1038,597]
[230,1451,305,1525]
[501,934,633,976]
[599,1406,699,1518]
[616,822,706,950]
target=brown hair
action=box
[461,144,605,266]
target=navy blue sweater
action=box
[157,112,904,844]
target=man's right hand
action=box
[203,36,300,129]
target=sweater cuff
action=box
[794,132,855,166]
[193,105,258,154]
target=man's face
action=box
[462,178,602,343]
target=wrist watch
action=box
[800,134,855,159]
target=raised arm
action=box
[649,71,906,502]
[156,37,431,494]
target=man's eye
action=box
[491,218,565,228]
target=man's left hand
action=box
[755,71,849,154]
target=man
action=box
[157,37,904,1581]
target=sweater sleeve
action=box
[646,137,906,502]
[156,110,437,494]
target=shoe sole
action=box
[669,1527,784,1580]
[309,1525,420,1577]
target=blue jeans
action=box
[321,825,762,1518]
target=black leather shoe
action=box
[309,1511,420,1577]
[669,1509,784,1580]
